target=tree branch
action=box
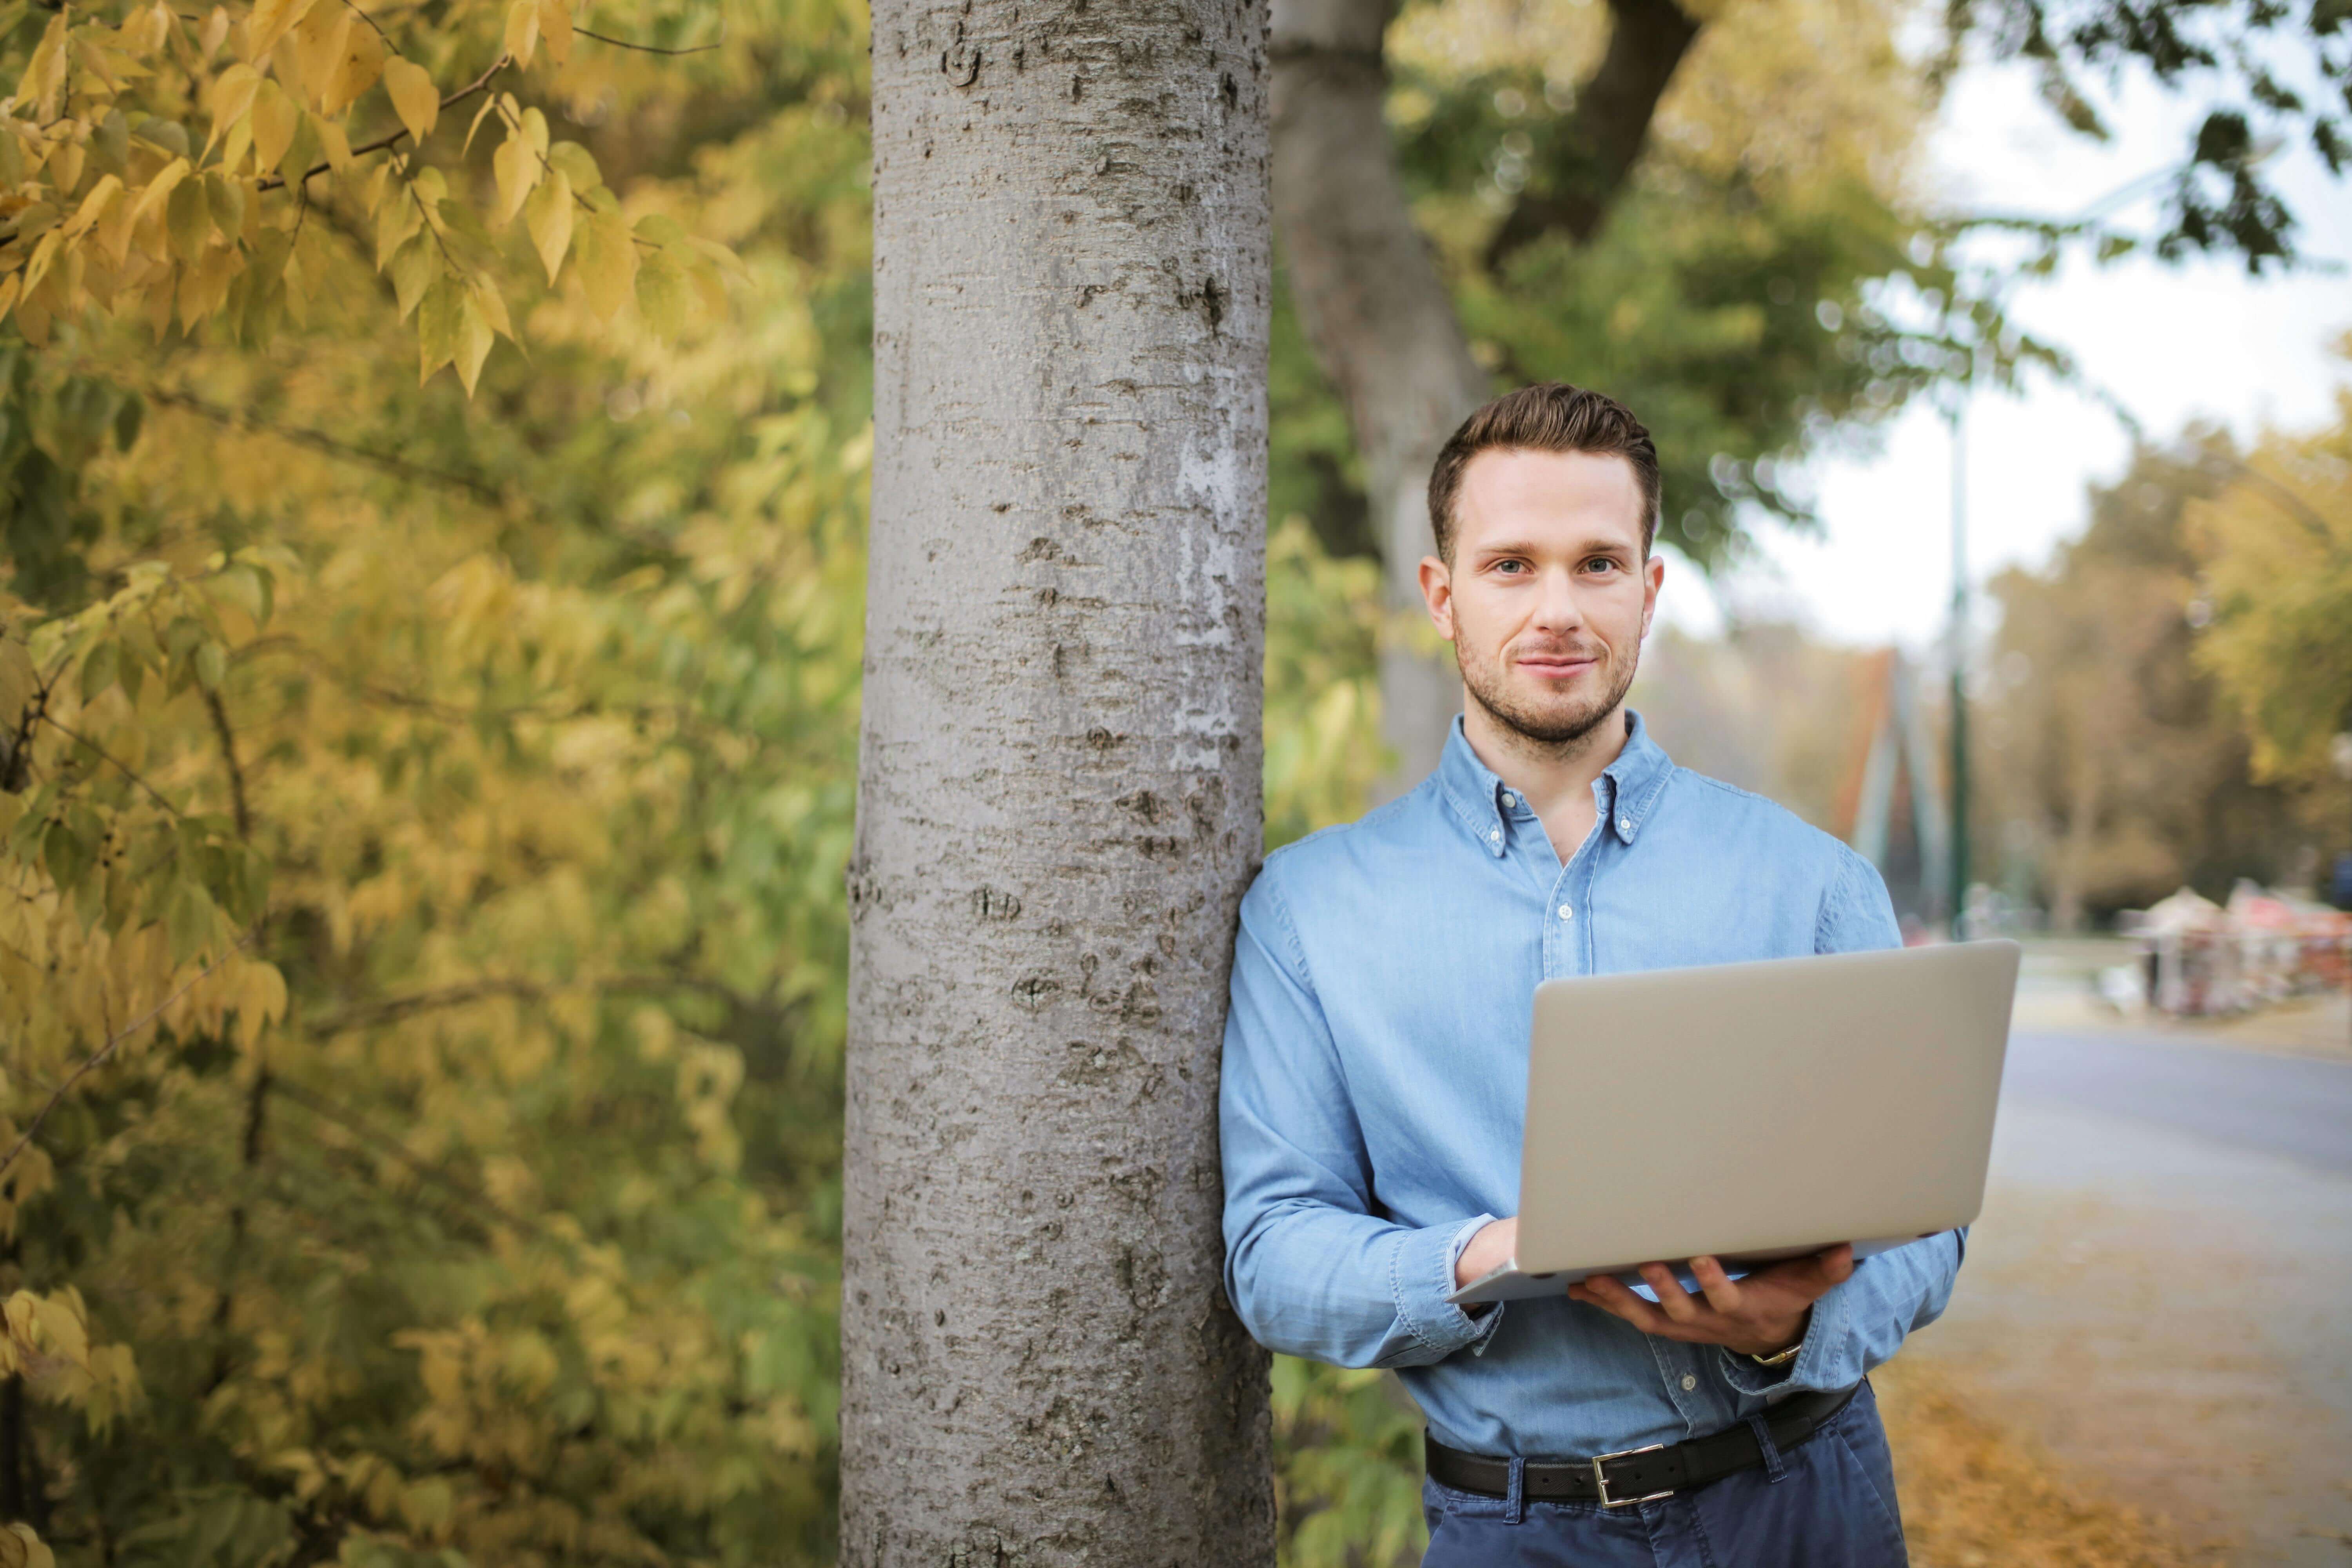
[142,387,510,505]
[0,936,252,1182]
[1483,0,1702,268]
[254,54,508,194]
[203,689,252,840]
[37,715,186,819]
[577,24,723,54]
[266,1076,553,1242]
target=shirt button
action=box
[1681,1374,1697,1392]
[1557,905,1574,921]
[1488,828,1501,843]
[1500,791,1517,808]
[1619,817,1633,835]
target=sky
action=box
[1657,45,2352,650]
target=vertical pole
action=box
[1947,379,1971,942]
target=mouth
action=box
[1514,650,1602,680]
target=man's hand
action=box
[1453,1216,1518,1288]
[1565,1246,1854,1359]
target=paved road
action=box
[2000,1027,2352,1178]
[1909,1027,2352,1566]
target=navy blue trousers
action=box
[1420,1380,1909,1568]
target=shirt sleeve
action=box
[1726,842,1961,1395]
[1814,841,1904,956]
[1220,868,1506,1368]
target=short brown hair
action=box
[1426,383,1661,561]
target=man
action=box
[1220,383,1960,1566]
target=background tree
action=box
[842,2,1274,1563]
[2187,347,2352,829]
[1270,0,2350,786]
[1975,432,2307,927]
[0,0,873,1560]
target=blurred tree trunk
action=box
[846,3,1275,1563]
[1269,0,1697,791]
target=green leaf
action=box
[165,176,209,265]
[43,817,89,891]
[577,210,637,323]
[389,237,435,321]
[79,640,118,703]
[194,640,227,693]
[416,271,462,383]
[547,140,602,192]
[635,249,687,339]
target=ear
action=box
[1418,554,1455,642]
[1639,550,1665,639]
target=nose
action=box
[1530,565,1588,636]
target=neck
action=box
[1459,695,1632,821]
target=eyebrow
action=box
[1472,537,1636,559]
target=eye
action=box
[1493,558,1530,575]
[1582,557,1621,576]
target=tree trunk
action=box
[1270,0,1484,795]
[848,4,1274,1564]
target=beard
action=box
[1455,626,1640,749]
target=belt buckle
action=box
[1590,1443,1673,1508]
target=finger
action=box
[1690,1255,1745,1314]
[1572,1274,1669,1335]
[1754,1243,1856,1303]
[1640,1263,1702,1324]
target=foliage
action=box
[1270,1357,1422,1568]
[1976,430,2307,925]
[2185,366,2352,798]
[1947,0,2351,271]
[0,0,748,391]
[0,0,869,1560]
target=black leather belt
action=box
[1424,1383,1861,1508]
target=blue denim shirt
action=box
[1219,712,1964,1459]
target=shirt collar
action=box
[1436,709,1677,858]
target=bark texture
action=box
[1271,0,1484,792]
[848,4,1274,1564]
[1270,0,1697,790]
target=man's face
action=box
[1417,448,1664,746]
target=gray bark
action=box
[1269,0,1698,792]
[847,4,1274,1565]
[1271,0,1483,793]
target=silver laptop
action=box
[1449,940,2020,1307]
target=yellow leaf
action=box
[0,276,20,326]
[244,0,313,62]
[463,93,498,154]
[61,174,123,240]
[523,169,571,282]
[577,207,635,321]
[198,5,230,58]
[250,78,298,171]
[286,1,348,107]
[383,55,438,147]
[205,62,262,151]
[19,16,68,121]
[470,277,512,339]
[388,235,433,319]
[492,131,538,225]
[321,20,383,115]
[314,113,352,172]
[416,270,460,383]
[538,0,573,67]
[504,0,539,68]
[453,290,495,396]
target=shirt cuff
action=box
[1392,1214,1508,1360]
[1717,1273,1853,1398]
